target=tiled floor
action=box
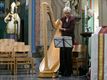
[0,58,87,80]
[0,75,86,80]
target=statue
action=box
[65,1,70,7]
[4,1,20,40]
[63,0,80,17]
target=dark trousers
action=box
[59,47,73,76]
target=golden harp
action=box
[39,2,62,77]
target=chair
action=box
[0,39,15,74]
[72,44,87,75]
[14,42,27,58]
[14,42,34,75]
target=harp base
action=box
[38,70,57,78]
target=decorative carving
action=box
[70,0,80,16]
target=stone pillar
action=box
[99,0,107,27]
[94,0,99,33]
[35,0,40,46]
[28,0,32,56]
[99,0,107,33]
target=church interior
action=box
[0,0,106,80]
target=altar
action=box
[91,34,107,80]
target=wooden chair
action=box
[0,39,15,74]
[14,42,27,57]
[72,44,87,75]
[14,42,34,75]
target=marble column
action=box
[99,0,107,30]
[35,0,40,46]
[28,0,32,56]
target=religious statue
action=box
[64,0,70,7]
[4,1,20,40]
[63,0,80,17]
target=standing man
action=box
[59,6,76,77]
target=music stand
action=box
[54,36,72,48]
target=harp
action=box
[39,2,62,77]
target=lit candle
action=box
[85,5,87,18]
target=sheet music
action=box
[54,36,72,48]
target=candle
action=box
[85,5,87,18]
